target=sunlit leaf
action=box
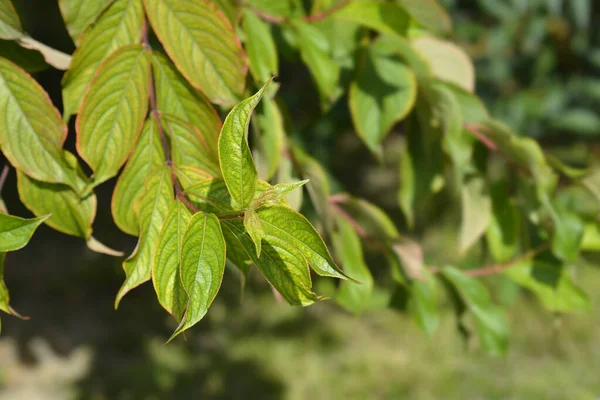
[62,0,144,119]
[59,0,114,44]
[173,165,213,190]
[0,0,22,40]
[0,212,48,252]
[244,9,278,83]
[144,0,247,106]
[334,215,373,315]
[349,38,417,155]
[153,200,192,319]
[332,0,409,38]
[251,179,308,209]
[76,45,151,187]
[115,166,175,308]
[171,212,226,339]
[218,82,269,209]
[0,57,79,189]
[112,117,166,236]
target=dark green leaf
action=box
[409,269,440,336]
[485,180,519,262]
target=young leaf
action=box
[0,57,79,189]
[0,0,23,40]
[412,36,475,92]
[153,200,192,319]
[258,205,348,279]
[144,0,247,106]
[442,266,509,356]
[218,82,269,209]
[59,0,114,44]
[349,39,417,155]
[161,114,221,177]
[243,208,264,257]
[333,215,373,315]
[0,212,48,252]
[16,155,96,239]
[243,9,278,83]
[221,219,319,306]
[251,180,308,209]
[332,0,409,38]
[460,176,492,253]
[291,20,340,108]
[62,0,144,118]
[397,0,452,35]
[115,166,174,308]
[112,117,166,236]
[254,95,284,181]
[171,212,226,339]
[76,45,151,187]
[151,52,222,150]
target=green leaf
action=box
[505,259,589,313]
[377,35,432,80]
[16,154,96,239]
[0,0,22,40]
[412,36,475,92]
[349,38,417,155]
[581,222,600,251]
[251,180,308,209]
[409,269,440,336]
[171,212,226,339]
[543,197,584,262]
[258,205,347,279]
[0,57,79,189]
[218,82,269,209]
[334,215,373,315]
[397,0,452,35]
[162,114,221,177]
[291,20,340,108]
[486,181,519,262]
[62,0,144,119]
[144,0,247,106]
[244,9,278,84]
[221,218,319,306]
[398,137,416,228]
[332,0,409,38]
[331,194,399,241]
[446,84,489,124]
[59,0,114,44]
[0,212,48,252]
[442,266,509,356]
[248,0,302,19]
[460,176,492,254]
[254,95,284,181]
[211,0,239,26]
[76,45,151,187]
[115,166,174,308]
[173,165,213,190]
[153,200,192,319]
[151,52,222,151]
[243,208,263,257]
[112,117,166,236]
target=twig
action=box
[0,164,9,194]
[250,7,286,24]
[465,123,497,152]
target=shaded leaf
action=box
[115,166,175,308]
[77,45,150,187]
[331,194,399,241]
[0,39,47,72]
[62,0,144,119]
[218,82,269,209]
[112,117,166,236]
[244,9,278,83]
[460,176,492,253]
[543,197,584,262]
[171,212,226,339]
[486,180,519,262]
[144,0,246,106]
[59,0,114,44]
[153,200,192,319]
[0,212,48,252]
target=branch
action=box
[0,164,9,194]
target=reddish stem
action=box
[0,164,9,194]
[465,123,498,152]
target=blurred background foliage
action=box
[1,0,600,399]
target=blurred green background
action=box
[1,0,600,399]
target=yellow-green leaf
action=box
[173,165,213,190]
[0,57,79,189]
[151,52,222,150]
[218,82,269,209]
[112,117,166,236]
[171,212,226,339]
[397,0,452,35]
[115,166,174,308]
[244,9,278,83]
[153,199,191,319]
[77,45,151,187]
[349,39,417,155]
[243,208,263,257]
[59,0,115,44]
[332,0,409,38]
[460,176,491,253]
[61,0,144,118]
[0,0,22,40]
[144,0,247,106]
[0,212,48,252]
